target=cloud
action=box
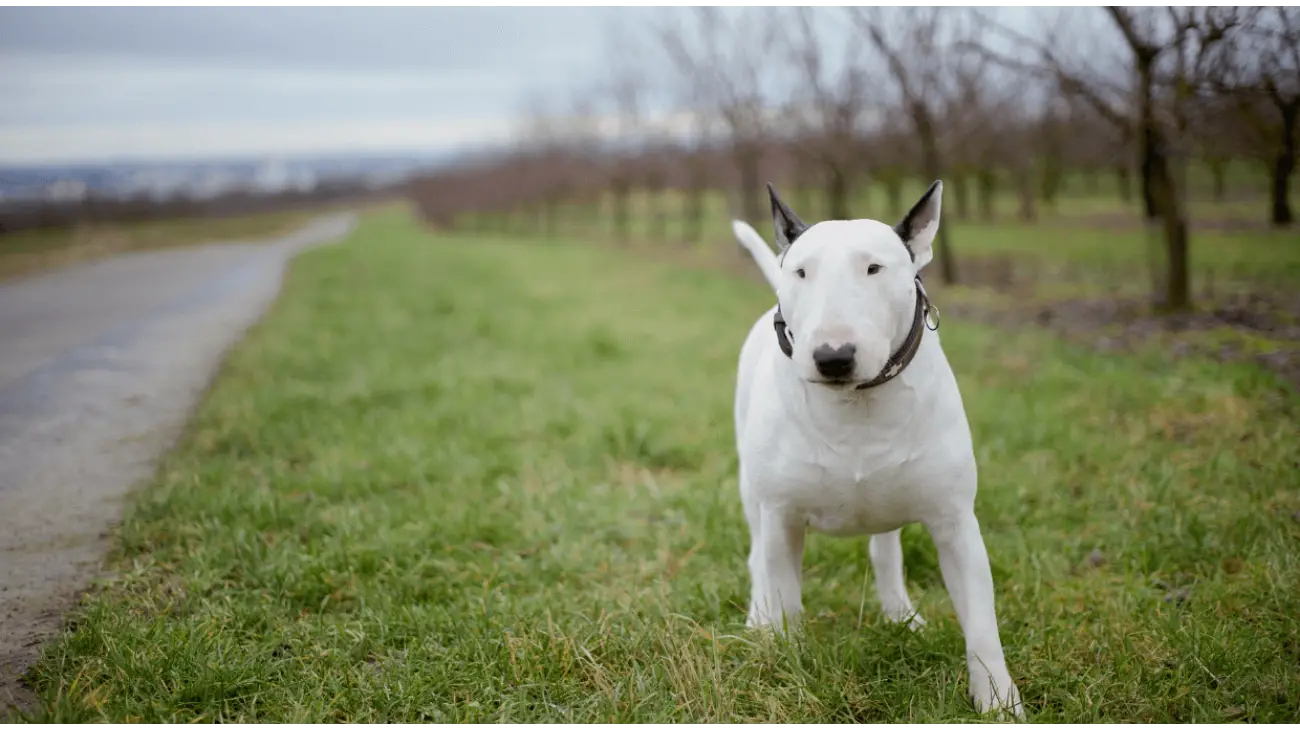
[0,52,521,121]
[1,53,519,96]
[0,51,526,162]
[0,7,652,164]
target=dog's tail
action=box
[730,220,782,293]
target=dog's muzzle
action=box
[773,277,939,390]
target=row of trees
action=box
[0,177,402,236]
[410,7,1298,311]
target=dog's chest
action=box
[803,448,925,535]
[765,435,941,536]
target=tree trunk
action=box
[1116,165,1132,203]
[684,156,705,245]
[1164,213,1190,311]
[611,177,631,244]
[916,110,957,284]
[1140,61,1191,311]
[1040,155,1063,209]
[826,163,850,220]
[1141,141,1159,218]
[658,186,670,242]
[977,168,997,221]
[684,188,703,245]
[589,188,605,234]
[646,173,667,242]
[1015,166,1037,223]
[734,140,763,228]
[952,169,971,220]
[1039,119,1064,208]
[1138,63,1160,221]
[1207,158,1227,203]
[1270,101,1297,227]
[796,157,817,218]
[1150,151,1191,311]
[883,172,903,215]
[543,197,558,238]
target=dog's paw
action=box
[969,668,1024,720]
[746,607,802,636]
[882,606,927,631]
[745,607,778,631]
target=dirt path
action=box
[0,213,356,714]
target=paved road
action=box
[0,213,356,712]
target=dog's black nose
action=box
[812,343,856,378]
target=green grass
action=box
[19,207,1300,722]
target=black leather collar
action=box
[773,277,939,390]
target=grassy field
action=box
[18,207,1300,722]
[0,210,318,282]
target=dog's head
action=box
[768,181,942,388]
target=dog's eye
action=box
[867,264,882,275]
[795,268,806,279]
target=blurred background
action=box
[1,6,1297,383]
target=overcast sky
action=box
[0,7,664,165]
[0,7,1068,168]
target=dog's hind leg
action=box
[869,529,926,630]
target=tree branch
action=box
[1106,6,1155,58]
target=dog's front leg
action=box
[748,505,805,632]
[928,512,1023,718]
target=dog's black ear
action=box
[894,180,942,269]
[767,183,807,253]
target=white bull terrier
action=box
[730,181,1023,717]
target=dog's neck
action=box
[854,277,932,391]
[775,276,930,388]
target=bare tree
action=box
[943,30,1012,222]
[639,135,672,243]
[658,7,782,228]
[558,90,607,237]
[946,42,1039,223]
[849,7,969,284]
[1037,95,1069,209]
[779,7,871,221]
[1117,7,1245,306]
[1059,99,1129,202]
[604,45,645,245]
[865,120,915,219]
[1187,93,1240,203]
[1209,8,1299,226]
[514,95,569,239]
[975,7,1244,310]
[680,98,719,245]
